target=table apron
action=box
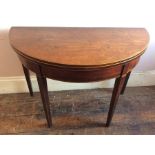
[17,54,140,82]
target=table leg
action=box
[106,74,126,127]
[121,71,131,95]
[22,64,33,96]
[36,74,52,128]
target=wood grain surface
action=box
[0,87,155,135]
[9,27,149,67]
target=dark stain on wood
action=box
[0,86,155,135]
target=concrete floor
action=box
[0,86,155,134]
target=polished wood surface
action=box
[9,27,149,128]
[10,27,149,68]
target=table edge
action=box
[9,27,150,69]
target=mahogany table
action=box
[9,27,149,128]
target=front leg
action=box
[36,74,52,128]
[106,64,130,127]
[106,75,126,127]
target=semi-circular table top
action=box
[9,27,149,68]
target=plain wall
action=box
[0,0,155,77]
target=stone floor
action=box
[0,86,155,135]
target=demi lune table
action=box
[9,27,149,128]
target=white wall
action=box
[0,0,155,93]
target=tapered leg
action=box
[22,65,33,96]
[121,71,131,95]
[37,74,52,128]
[106,75,126,127]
